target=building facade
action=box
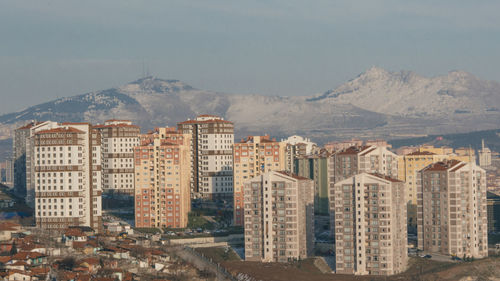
[479,139,492,168]
[295,153,329,215]
[233,135,287,226]
[417,160,488,258]
[31,122,102,231]
[397,147,476,227]
[94,120,140,195]
[244,171,314,262]
[178,115,234,201]
[13,122,40,197]
[333,173,407,276]
[328,145,398,233]
[134,127,191,228]
[487,191,500,233]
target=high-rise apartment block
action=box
[244,171,314,262]
[397,146,477,227]
[31,122,102,231]
[178,115,234,201]
[134,127,191,228]
[479,139,492,168]
[13,121,40,197]
[328,145,398,231]
[294,152,330,215]
[282,135,317,174]
[233,136,287,226]
[333,173,407,276]
[94,120,140,195]
[417,160,488,258]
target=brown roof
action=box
[36,127,84,134]
[336,146,371,155]
[368,173,403,183]
[12,251,46,260]
[359,146,377,156]
[407,151,436,156]
[30,266,50,275]
[0,256,11,263]
[422,160,463,172]
[64,228,85,237]
[93,124,139,129]
[105,119,131,122]
[178,119,233,125]
[275,171,310,181]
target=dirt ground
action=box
[222,256,500,281]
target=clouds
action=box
[0,0,499,113]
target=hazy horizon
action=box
[1,0,500,114]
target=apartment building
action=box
[417,160,488,258]
[487,191,500,233]
[244,171,314,262]
[13,121,41,197]
[134,127,191,228]
[233,136,287,226]
[1,158,14,188]
[31,122,102,231]
[333,173,407,276]
[397,146,477,227]
[479,140,492,168]
[178,115,234,201]
[94,120,140,195]
[282,135,317,174]
[328,145,398,232]
[295,152,330,215]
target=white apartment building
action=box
[30,122,102,231]
[334,173,407,276]
[178,115,234,200]
[94,120,140,195]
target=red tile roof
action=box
[275,171,311,181]
[369,173,403,183]
[336,146,371,155]
[93,124,139,129]
[407,151,436,156]
[36,127,84,134]
[422,160,463,172]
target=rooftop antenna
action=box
[142,59,146,79]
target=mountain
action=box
[310,66,500,117]
[0,68,499,148]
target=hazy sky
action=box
[1,0,500,114]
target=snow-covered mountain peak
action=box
[119,77,195,96]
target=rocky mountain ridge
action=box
[0,68,499,145]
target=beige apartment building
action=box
[244,171,314,263]
[334,173,407,276]
[328,145,398,232]
[397,146,477,227]
[417,160,488,258]
[134,127,191,228]
[233,136,287,226]
[178,115,234,201]
[94,120,140,195]
[30,122,102,232]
